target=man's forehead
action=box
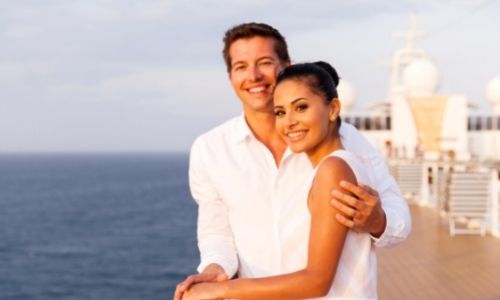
[229,37,277,60]
[231,36,275,50]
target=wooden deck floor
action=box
[377,205,500,300]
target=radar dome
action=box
[486,76,500,113]
[337,79,355,115]
[402,59,440,96]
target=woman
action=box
[182,62,377,299]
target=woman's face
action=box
[273,79,338,156]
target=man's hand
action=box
[181,282,224,300]
[173,264,228,300]
[331,181,386,237]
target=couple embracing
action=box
[175,23,411,300]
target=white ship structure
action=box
[339,15,500,237]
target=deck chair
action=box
[394,163,424,202]
[448,171,491,236]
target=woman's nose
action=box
[285,113,297,126]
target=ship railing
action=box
[387,158,500,237]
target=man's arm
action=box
[334,123,411,248]
[332,173,411,248]
[174,137,238,299]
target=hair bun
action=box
[313,61,339,87]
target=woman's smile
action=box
[286,129,308,142]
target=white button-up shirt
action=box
[189,115,411,278]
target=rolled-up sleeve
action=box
[189,137,238,277]
[368,152,412,248]
[341,123,411,248]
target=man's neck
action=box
[244,110,287,166]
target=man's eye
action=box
[233,65,245,71]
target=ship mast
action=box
[388,13,427,97]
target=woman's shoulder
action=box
[318,149,361,171]
[321,149,372,187]
[315,151,357,187]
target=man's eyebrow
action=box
[257,56,276,61]
[231,61,245,67]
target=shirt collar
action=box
[233,114,254,144]
[233,115,302,161]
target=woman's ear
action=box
[329,98,341,121]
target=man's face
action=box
[228,36,288,114]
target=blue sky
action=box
[1,0,499,152]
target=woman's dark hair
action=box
[275,61,342,126]
[276,61,339,101]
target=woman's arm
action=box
[182,157,357,300]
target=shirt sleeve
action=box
[189,137,238,277]
[341,123,412,248]
[366,153,412,248]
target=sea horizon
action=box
[0,151,190,156]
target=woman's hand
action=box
[181,282,224,300]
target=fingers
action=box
[332,182,384,234]
[339,181,375,205]
[358,182,379,197]
[178,275,194,292]
[336,213,354,228]
[174,282,184,300]
[216,273,229,282]
[174,273,224,300]
[331,197,360,218]
[331,185,374,231]
[331,189,360,208]
[174,276,195,300]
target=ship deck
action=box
[377,205,500,299]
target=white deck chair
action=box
[394,163,424,202]
[448,171,491,236]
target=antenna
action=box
[387,13,427,97]
[393,13,424,50]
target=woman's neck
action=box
[307,131,343,167]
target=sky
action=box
[1,0,499,153]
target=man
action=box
[174,23,410,299]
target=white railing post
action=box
[420,162,430,206]
[491,169,499,237]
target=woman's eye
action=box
[296,104,308,112]
[274,110,285,117]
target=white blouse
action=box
[272,150,377,299]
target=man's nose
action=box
[248,65,263,81]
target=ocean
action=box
[0,153,198,300]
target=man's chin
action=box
[244,99,273,112]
